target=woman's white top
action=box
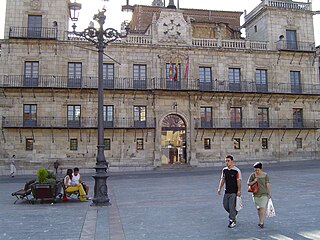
[64,176,71,186]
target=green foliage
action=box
[47,170,56,180]
[45,178,57,189]
[36,168,48,184]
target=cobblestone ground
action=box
[0,160,319,240]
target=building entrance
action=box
[161,114,187,164]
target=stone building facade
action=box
[0,0,319,174]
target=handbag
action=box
[247,174,259,193]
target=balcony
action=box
[1,75,320,95]
[276,40,315,52]
[2,117,156,129]
[195,118,320,129]
[9,27,57,40]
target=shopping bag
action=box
[236,196,243,211]
[266,198,276,217]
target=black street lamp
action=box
[70,3,129,206]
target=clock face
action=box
[163,19,181,36]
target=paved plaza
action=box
[0,160,319,240]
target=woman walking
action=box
[247,162,272,228]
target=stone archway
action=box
[160,114,187,165]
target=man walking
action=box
[9,155,16,178]
[217,155,242,228]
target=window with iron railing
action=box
[293,108,303,128]
[103,63,114,89]
[230,107,242,128]
[200,107,212,128]
[228,68,241,91]
[290,71,302,93]
[103,105,114,128]
[133,64,147,89]
[24,61,39,87]
[68,63,82,88]
[255,69,268,92]
[258,107,269,128]
[67,105,81,127]
[23,104,37,127]
[134,106,146,128]
[199,67,212,91]
[28,15,42,38]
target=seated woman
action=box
[64,169,87,201]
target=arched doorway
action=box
[161,114,187,165]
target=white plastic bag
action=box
[266,198,276,217]
[236,196,243,211]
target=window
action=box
[258,108,269,128]
[293,108,303,128]
[255,69,268,92]
[254,25,258,33]
[200,107,212,128]
[67,105,81,127]
[290,71,301,93]
[296,138,302,149]
[70,139,78,151]
[24,61,39,87]
[103,105,114,128]
[199,67,212,90]
[234,138,241,149]
[230,107,242,128]
[228,68,241,91]
[134,106,146,127]
[204,138,211,149]
[103,63,114,88]
[23,104,37,127]
[262,138,268,149]
[286,30,297,50]
[133,64,147,89]
[136,138,144,150]
[26,138,34,151]
[104,138,111,150]
[68,62,82,88]
[28,15,42,38]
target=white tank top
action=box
[72,173,80,184]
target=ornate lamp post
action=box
[69,2,130,206]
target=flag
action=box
[169,61,173,79]
[174,58,179,81]
[184,56,189,80]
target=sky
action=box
[0,0,319,45]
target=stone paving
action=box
[0,160,319,240]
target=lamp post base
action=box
[91,164,111,206]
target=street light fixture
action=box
[70,2,129,206]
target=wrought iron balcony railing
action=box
[276,40,315,52]
[2,117,156,129]
[9,27,58,40]
[1,75,320,95]
[195,118,320,129]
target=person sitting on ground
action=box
[64,168,87,202]
[72,167,89,194]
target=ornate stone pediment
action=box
[156,10,192,45]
